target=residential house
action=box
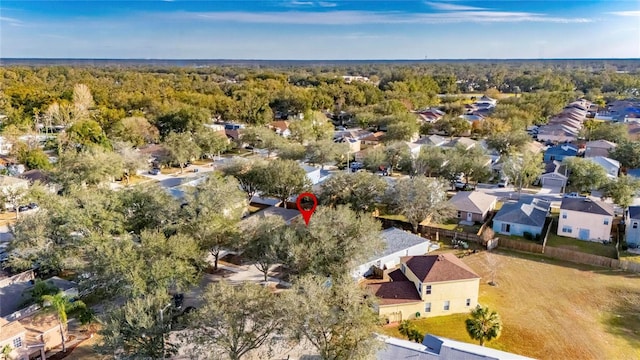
[625,206,640,248]
[585,156,620,178]
[367,253,480,321]
[361,131,385,149]
[415,108,445,123]
[584,140,617,158]
[478,140,501,165]
[558,198,614,241]
[0,318,29,360]
[353,227,437,279]
[244,206,301,225]
[543,144,578,163]
[441,137,477,151]
[269,121,291,138]
[475,95,497,108]
[301,164,322,185]
[19,313,66,359]
[448,191,497,223]
[525,140,546,155]
[538,161,568,189]
[492,198,550,237]
[414,135,447,147]
[406,142,423,158]
[335,136,361,152]
[376,334,534,360]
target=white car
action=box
[497,178,509,188]
[564,192,585,198]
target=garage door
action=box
[542,178,564,187]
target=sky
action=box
[0,0,639,59]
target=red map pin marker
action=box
[296,192,318,226]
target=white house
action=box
[353,227,437,279]
[558,198,614,241]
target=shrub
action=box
[415,312,421,318]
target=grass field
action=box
[381,249,640,359]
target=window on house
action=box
[426,285,432,295]
[444,301,450,311]
[562,226,572,234]
[562,212,567,219]
[634,222,638,229]
[425,302,431,312]
[466,298,471,306]
[604,218,609,225]
[501,223,510,233]
[13,337,22,348]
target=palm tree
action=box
[465,305,502,346]
[41,292,86,353]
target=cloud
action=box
[608,10,640,17]
[318,2,337,7]
[0,16,24,27]
[175,10,592,25]
[286,1,337,7]
[425,2,487,11]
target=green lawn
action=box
[545,220,617,258]
[618,251,640,263]
[381,313,476,344]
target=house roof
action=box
[545,144,578,156]
[400,253,480,283]
[493,198,550,228]
[442,137,476,149]
[366,281,423,305]
[414,135,447,147]
[627,168,640,179]
[0,175,29,187]
[362,131,385,142]
[628,206,640,220]
[585,156,620,172]
[0,318,27,341]
[373,228,430,260]
[448,191,497,214]
[270,120,290,132]
[249,206,301,224]
[560,198,614,216]
[585,140,617,149]
[19,169,50,183]
[542,160,568,177]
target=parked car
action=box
[28,203,39,210]
[0,251,8,263]
[149,168,161,175]
[564,192,586,198]
[454,181,474,191]
[17,205,30,212]
[498,177,509,188]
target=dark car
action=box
[28,203,39,209]
[18,205,30,212]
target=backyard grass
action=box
[618,251,640,263]
[545,220,617,258]
[381,249,640,359]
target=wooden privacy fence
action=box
[496,238,640,273]
[420,226,481,243]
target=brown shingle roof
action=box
[0,317,27,341]
[367,281,422,305]
[270,121,290,132]
[401,253,480,283]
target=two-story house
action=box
[367,253,480,322]
[558,198,614,241]
[626,206,640,248]
[0,318,28,360]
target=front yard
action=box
[381,249,640,359]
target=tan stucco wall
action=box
[379,302,425,321]
[558,209,612,241]
[390,265,480,319]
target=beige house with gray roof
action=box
[448,191,497,223]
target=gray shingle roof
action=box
[628,206,640,220]
[561,198,614,216]
[448,191,497,214]
[377,227,429,258]
[493,198,550,227]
